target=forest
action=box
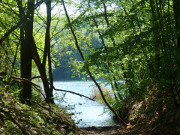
[0,0,180,134]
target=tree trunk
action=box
[31,0,54,104]
[32,38,54,104]
[20,0,34,104]
[173,0,180,49]
[149,0,160,73]
[45,0,54,103]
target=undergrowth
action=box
[0,83,78,135]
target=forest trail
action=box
[79,125,141,135]
[79,119,180,135]
[80,126,124,135]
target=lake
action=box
[53,81,120,127]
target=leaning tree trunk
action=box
[61,0,127,126]
[31,0,54,104]
[42,0,54,103]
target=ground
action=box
[79,118,180,135]
[80,126,129,135]
[79,125,150,135]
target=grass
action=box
[90,86,114,104]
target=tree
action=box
[173,0,180,49]
[61,0,127,126]
[68,0,179,116]
[34,0,54,103]
[19,0,34,104]
[1,0,55,104]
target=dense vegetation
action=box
[0,0,180,134]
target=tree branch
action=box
[0,0,46,46]
[54,88,95,101]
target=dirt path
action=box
[78,122,160,135]
[80,126,122,135]
[78,121,180,135]
[79,125,139,135]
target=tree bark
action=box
[173,0,180,49]
[32,38,54,104]
[32,0,54,104]
[45,0,54,103]
[149,0,160,72]
[20,0,34,104]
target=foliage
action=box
[58,0,180,126]
[0,82,77,135]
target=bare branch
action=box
[54,88,95,101]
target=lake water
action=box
[53,81,120,127]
